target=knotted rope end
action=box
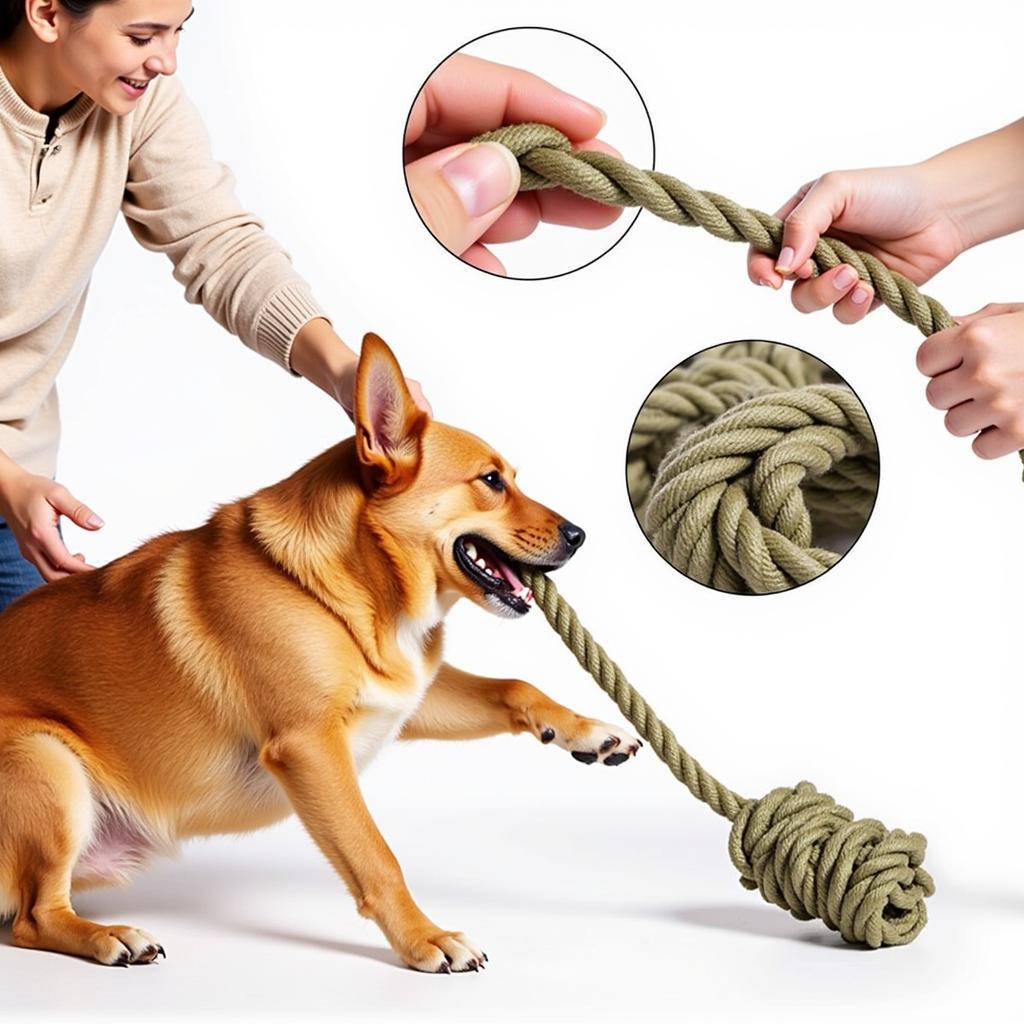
[728,780,934,948]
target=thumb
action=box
[775,175,849,277]
[47,484,104,530]
[406,141,521,257]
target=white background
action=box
[4,0,1023,1021]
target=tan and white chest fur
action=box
[348,599,444,772]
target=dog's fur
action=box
[0,334,638,972]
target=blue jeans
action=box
[0,515,47,613]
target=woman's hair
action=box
[0,1,117,43]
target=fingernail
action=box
[441,142,520,218]
[87,514,104,527]
[560,91,606,129]
[775,246,795,273]
[758,278,778,290]
[834,266,858,290]
[851,286,870,305]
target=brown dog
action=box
[0,334,640,972]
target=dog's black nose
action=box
[559,521,586,552]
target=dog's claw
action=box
[438,961,452,974]
[157,945,166,959]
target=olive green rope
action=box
[473,122,952,335]
[628,341,827,512]
[520,567,935,948]
[479,122,943,944]
[474,121,1024,478]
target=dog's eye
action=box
[479,471,505,492]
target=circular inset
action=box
[626,341,879,595]
[402,26,654,280]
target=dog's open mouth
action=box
[454,535,536,616]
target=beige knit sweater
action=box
[0,64,328,479]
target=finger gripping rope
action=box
[521,569,935,948]
[471,123,955,336]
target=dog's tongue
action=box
[496,556,525,592]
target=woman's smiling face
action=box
[34,1,194,114]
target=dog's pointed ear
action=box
[355,333,428,490]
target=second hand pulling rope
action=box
[520,567,935,948]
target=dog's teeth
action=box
[475,558,486,570]
[485,567,494,576]
[465,542,478,560]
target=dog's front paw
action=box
[540,718,642,766]
[401,929,488,974]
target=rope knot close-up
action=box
[629,343,878,594]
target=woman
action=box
[0,0,430,612]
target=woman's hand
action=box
[917,303,1024,460]
[330,358,430,423]
[0,463,103,581]
[748,161,970,323]
[403,53,620,274]
[290,319,432,422]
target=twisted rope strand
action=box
[522,568,935,947]
[473,123,954,336]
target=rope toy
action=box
[466,124,938,942]
[472,121,1024,479]
[520,567,935,947]
[629,342,878,593]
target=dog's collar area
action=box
[454,534,534,614]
